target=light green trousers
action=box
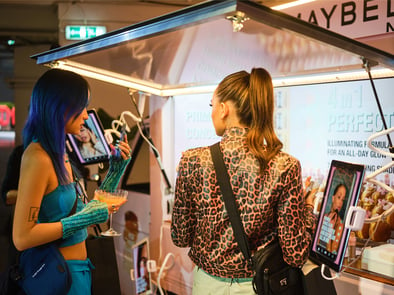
[192,267,255,295]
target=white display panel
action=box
[173,78,394,186]
[284,78,393,184]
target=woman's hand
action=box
[111,134,132,160]
[305,190,317,208]
[304,176,312,191]
[93,195,127,214]
[108,199,127,214]
[304,176,317,207]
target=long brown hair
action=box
[215,68,283,173]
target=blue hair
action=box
[23,69,89,185]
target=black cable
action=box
[363,58,394,158]
[127,89,173,193]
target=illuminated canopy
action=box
[31,0,394,95]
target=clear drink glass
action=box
[95,189,128,236]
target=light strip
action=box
[49,60,394,96]
[51,60,165,96]
[272,68,394,87]
[161,84,217,96]
[50,60,219,96]
[271,0,316,11]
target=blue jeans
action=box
[66,259,94,295]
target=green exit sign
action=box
[65,25,107,40]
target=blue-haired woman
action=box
[13,69,131,294]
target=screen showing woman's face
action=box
[78,126,91,143]
[332,186,346,212]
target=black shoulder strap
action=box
[210,142,252,262]
[70,163,102,236]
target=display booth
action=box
[31,1,393,294]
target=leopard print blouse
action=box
[171,127,316,278]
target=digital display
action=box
[66,109,111,165]
[311,160,365,272]
[132,238,152,295]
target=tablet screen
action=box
[66,109,111,165]
[132,238,152,295]
[311,160,365,272]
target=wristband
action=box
[100,156,131,191]
[61,200,108,239]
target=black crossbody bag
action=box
[210,142,305,295]
[11,195,78,295]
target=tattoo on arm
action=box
[28,207,40,222]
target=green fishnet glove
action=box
[61,200,108,239]
[99,156,131,191]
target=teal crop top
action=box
[38,182,87,247]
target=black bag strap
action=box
[12,165,83,274]
[210,142,252,263]
[69,194,78,217]
[71,164,102,236]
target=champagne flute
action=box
[95,189,128,236]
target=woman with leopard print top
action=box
[171,68,316,295]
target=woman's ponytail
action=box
[247,68,282,173]
[215,68,283,174]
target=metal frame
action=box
[31,0,393,69]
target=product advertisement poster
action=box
[282,78,393,185]
[173,78,393,188]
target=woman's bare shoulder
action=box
[22,142,53,168]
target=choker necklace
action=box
[64,153,69,163]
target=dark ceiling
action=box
[0,0,292,55]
